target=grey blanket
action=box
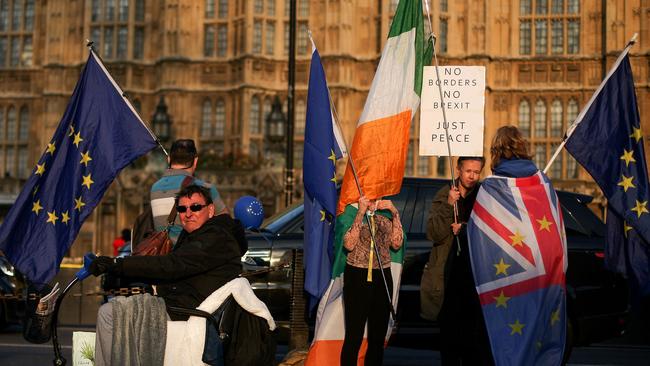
[111,294,168,366]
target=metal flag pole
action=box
[543,33,638,174]
[309,31,397,319]
[86,40,168,157]
[423,0,462,252]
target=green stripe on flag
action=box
[387,0,432,97]
[332,204,407,279]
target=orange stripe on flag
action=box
[337,110,412,214]
[305,339,368,366]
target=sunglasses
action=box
[176,204,208,213]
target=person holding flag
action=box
[467,126,568,365]
[306,0,431,364]
[340,196,403,365]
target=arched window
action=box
[518,99,531,137]
[566,98,579,178]
[566,98,578,123]
[567,0,579,13]
[17,146,27,178]
[295,99,305,136]
[206,0,215,18]
[550,99,563,137]
[215,99,225,137]
[417,156,429,176]
[534,99,547,137]
[250,142,259,162]
[201,100,212,137]
[18,106,28,141]
[405,143,414,176]
[436,157,447,177]
[249,96,260,134]
[0,108,4,141]
[6,106,16,140]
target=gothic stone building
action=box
[0,0,648,259]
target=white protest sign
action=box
[419,66,486,156]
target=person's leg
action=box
[364,268,393,366]
[94,302,113,366]
[341,265,371,366]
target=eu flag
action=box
[0,51,158,285]
[303,42,347,309]
[468,172,567,365]
[565,54,650,295]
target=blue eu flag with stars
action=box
[565,54,650,295]
[0,52,158,285]
[303,42,346,309]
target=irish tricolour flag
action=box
[306,0,430,364]
[337,0,432,214]
[305,206,406,365]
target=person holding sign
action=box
[423,156,492,365]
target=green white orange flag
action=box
[305,206,406,365]
[306,1,430,364]
[337,0,432,214]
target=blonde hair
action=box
[490,126,532,171]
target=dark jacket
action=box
[116,214,246,320]
[420,181,479,321]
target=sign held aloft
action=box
[419,66,486,157]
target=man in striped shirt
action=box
[150,139,228,244]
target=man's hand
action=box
[447,186,460,206]
[451,223,462,236]
[88,256,116,276]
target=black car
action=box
[242,177,628,347]
[0,255,26,328]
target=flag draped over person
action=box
[564,53,650,295]
[336,0,432,214]
[0,51,158,285]
[306,0,429,364]
[303,40,347,309]
[468,172,568,366]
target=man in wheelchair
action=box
[89,184,258,365]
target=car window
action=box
[557,191,605,237]
[262,202,304,234]
[410,184,441,234]
[386,184,416,231]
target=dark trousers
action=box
[341,264,393,366]
[439,254,494,365]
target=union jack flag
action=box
[468,171,567,366]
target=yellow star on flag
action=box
[61,210,71,225]
[537,216,552,232]
[631,200,648,218]
[328,149,336,165]
[330,173,336,184]
[74,196,86,211]
[68,125,75,137]
[494,258,511,276]
[624,221,633,238]
[509,230,525,247]
[620,149,636,167]
[35,162,45,176]
[82,173,94,190]
[46,210,59,225]
[617,175,636,192]
[494,291,510,308]
[46,142,56,155]
[32,185,39,196]
[630,127,643,142]
[509,319,525,335]
[73,131,84,147]
[32,200,43,215]
[80,151,92,166]
[550,308,561,326]
[320,210,326,222]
